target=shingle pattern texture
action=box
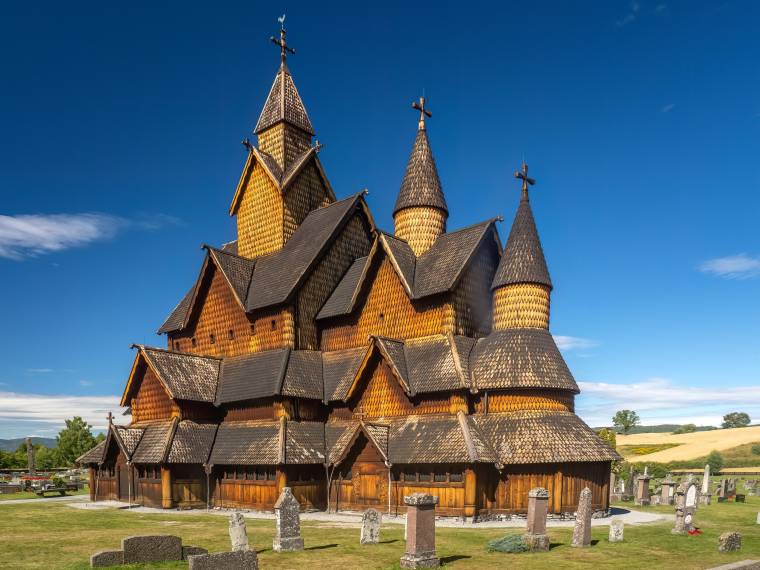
[142,348,220,403]
[113,426,145,457]
[394,128,447,215]
[281,351,323,400]
[158,286,194,334]
[316,256,369,319]
[375,337,409,388]
[363,423,389,460]
[388,416,470,463]
[285,421,326,464]
[322,346,367,402]
[403,335,464,394]
[254,63,314,135]
[209,421,281,465]
[324,422,359,464]
[77,440,106,464]
[131,420,175,464]
[470,329,578,393]
[492,197,552,289]
[217,349,290,404]
[208,247,256,305]
[168,421,218,464]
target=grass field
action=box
[0,498,758,569]
[617,425,760,463]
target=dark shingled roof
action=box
[322,346,368,402]
[492,195,552,289]
[141,347,221,403]
[112,425,145,458]
[209,421,281,465]
[394,127,447,216]
[404,335,465,394]
[247,194,365,310]
[281,351,323,400]
[132,419,176,464]
[285,421,326,464]
[364,422,389,461]
[375,337,409,391]
[389,416,470,464]
[167,421,218,464]
[217,349,290,404]
[381,234,416,290]
[254,62,314,135]
[473,411,621,464]
[325,421,360,465]
[316,256,370,320]
[221,241,238,255]
[76,440,106,465]
[470,329,579,393]
[207,247,256,306]
[158,286,194,334]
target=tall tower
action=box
[491,163,552,330]
[231,19,333,259]
[393,96,448,256]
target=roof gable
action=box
[254,63,314,136]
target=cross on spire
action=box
[107,411,113,425]
[270,15,295,65]
[412,96,432,129]
[514,161,536,201]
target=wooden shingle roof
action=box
[209,421,281,465]
[76,440,106,465]
[138,347,221,403]
[131,419,177,464]
[254,62,314,135]
[167,421,218,464]
[216,349,290,404]
[394,126,447,216]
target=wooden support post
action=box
[89,468,96,501]
[276,467,287,497]
[161,466,173,509]
[464,467,477,518]
[552,469,563,513]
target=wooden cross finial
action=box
[353,406,367,421]
[270,15,295,65]
[514,161,536,201]
[107,411,113,425]
[412,96,432,129]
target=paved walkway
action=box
[68,501,670,528]
[0,494,89,506]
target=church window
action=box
[379,312,385,322]
[449,471,463,483]
[418,472,431,482]
[228,329,235,340]
[270,319,276,330]
[256,470,266,481]
[174,341,180,351]
[191,337,197,348]
[210,333,216,344]
[434,473,447,483]
[266,470,276,481]
[250,324,256,336]
[403,472,416,482]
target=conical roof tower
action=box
[393,96,448,256]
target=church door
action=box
[117,456,130,501]
[357,471,381,505]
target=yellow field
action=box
[617,425,760,462]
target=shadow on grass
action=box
[441,555,471,564]
[609,507,631,515]
[378,539,399,544]
[548,543,563,550]
[305,543,339,551]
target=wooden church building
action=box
[78,23,618,517]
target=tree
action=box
[673,423,697,434]
[56,417,97,466]
[597,428,617,449]
[612,410,640,434]
[722,412,751,429]
[706,450,724,473]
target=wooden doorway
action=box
[117,455,131,501]
[357,471,381,505]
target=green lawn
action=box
[0,487,89,501]
[0,498,757,569]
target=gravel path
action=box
[0,495,89,506]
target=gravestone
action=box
[728,479,737,498]
[122,535,182,564]
[400,493,440,569]
[623,470,636,500]
[718,532,742,553]
[361,508,381,545]
[756,512,760,525]
[188,550,259,570]
[26,437,36,476]
[91,550,124,568]
[701,464,711,504]
[608,519,624,542]
[229,512,249,552]
[273,487,304,552]
[661,476,677,506]
[736,494,746,503]
[673,482,697,534]
[523,487,550,552]
[571,487,593,548]
[635,474,651,506]
[718,479,728,499]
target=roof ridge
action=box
[132,344,223,361]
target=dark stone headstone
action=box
[188,550,259,570]
[524,487,550,552]
[736,494,746,503]
[401,493,440,569]
[121,535,182,564]
[182,546,209,560]
[90,550,124,568]
[718,532,742,553]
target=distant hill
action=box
[594,424,718,434]
[0,437,57,452]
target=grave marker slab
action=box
[229,512,249,552]
[188,550,259,570]
[524,487,550,552]
[121,535,182,564]
[608,519,624,543]
[273,487,304,552]
[718,532,742,553]
[400,493,440,569]
[361,508,381,545]
[571,487,593,548]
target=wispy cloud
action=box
[654,3,667,14]
[661,103,675,113]
[0,392,122,435]
[617,1,641,26]
[553,335,599,352]
[699,253,760,279]
[0,212,180,260]
[576,377,760,427]
[25,368,53,374]
[79,380,93,387]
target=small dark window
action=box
[418,472,431,482]
[210,333,216,344]
[379,312,385,321]
[191,337,197,347]
[250,324,256,336]
[267,470,276,481]
[270,319,276,331]
[403,472,416,482]
[434,473,447,482]
[174,341,180,351]
[228,329,235,340]
[256,470,266,481]
[449,472,463,483]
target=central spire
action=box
[393,95,448,256]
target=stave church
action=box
[78,23,619,517]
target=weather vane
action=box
[412,96,432,129]
[270,14,295,64]
[514,161,535,201]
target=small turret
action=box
[491,163,552,330]
[393,96,448,256]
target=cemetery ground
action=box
[0,497,758,569]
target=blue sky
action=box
[1,1,758,438]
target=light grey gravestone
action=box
[523,487,550,552]
[635,474,651,506]
[121,535,182,564]
[673,482,697,534]
[702,464,711,494]
[756,512,760,525]
[229,512,249,552]
[273,487,304,552]
[571,487,593,548]
[608,519,624,543]
[718,532,742,553]
[361,508,381,544]
[188,550,259,570]
[400,493,440,569]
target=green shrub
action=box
[487,534,528,553]
[751,444,760,456]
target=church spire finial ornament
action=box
[412,96,432,130]
[270,14,295,65]
[514,161,536,202]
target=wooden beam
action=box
[464,468,477,518]
[161,466,173,509]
